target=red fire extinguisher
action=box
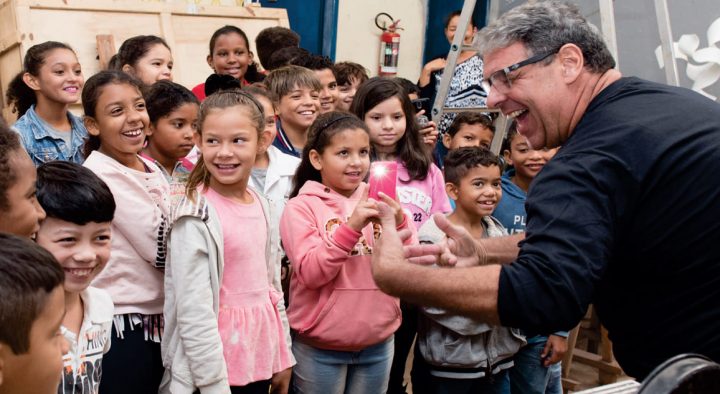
[375,13,402,76]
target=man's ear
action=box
[22,72,41,91]
[558,43,584,83]
[146,122,156,137]
[84,117,101,137]
[445,182,458,201]
[309,149,322,171]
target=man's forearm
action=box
[480,233,524,265]
[374,259,502,324]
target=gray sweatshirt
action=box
[416,215,526,379]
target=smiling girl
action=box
[162,90,293,394]
[81,70,171,394]
[114,35,174,86]
[7,41,87,166]
[281,111,413,394]
[192,25,263,101]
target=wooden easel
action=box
[562,307,625,392]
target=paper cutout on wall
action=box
[656,17,720,100]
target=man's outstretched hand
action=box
[400,213,486,268]
[371,201,410,291]
[372,204,502,324]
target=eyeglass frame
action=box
[482,49,559,93]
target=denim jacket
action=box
[13,105,88,166]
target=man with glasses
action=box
[370,0,720,381]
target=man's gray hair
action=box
[476,0,615,73]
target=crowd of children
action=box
[0,11,568,394]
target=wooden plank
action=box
[1,0,288,115]
[170,12,276,87]
[0,46,23,122]
[0,0,17,49]
[23,7,163,81]
[16,0,288,19]
[95,34,115,70]
[0,31,20,55]
[561,377,581,393]
[573,349,624,375]
[158,11,178,77]
[14,3,31,54]
[562,325,581,378]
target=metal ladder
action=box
[428,0,508,155]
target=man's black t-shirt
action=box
[497,77,720,379]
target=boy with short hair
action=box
[34,161,116,394]
[265,65,322,158]
[333,61,368,112]
[494,124,558,234]
[493,123,565,394]
[289,55,338,114]
[437,112,495,168]
[443,112,495,151]
[0,233,67,394]
[416,147,525,393]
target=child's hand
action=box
[270,367,292,394]
[423,58,447,73]
[417,110,439,148]
[347,185,380,232]
[376,192,405,227]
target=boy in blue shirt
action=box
[493,124,565,393]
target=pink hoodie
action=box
[280,181,415,351]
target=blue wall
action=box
[259,0,338,59]
[423,0,488,63]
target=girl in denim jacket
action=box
[7,41,87,166]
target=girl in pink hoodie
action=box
[280,111,413,394]
[351,77,452,394]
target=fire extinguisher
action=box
[375,13,402,76]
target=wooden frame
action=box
[0,0,289,120]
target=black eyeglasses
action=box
[482,50,558,94]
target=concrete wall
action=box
[335,0,428,81]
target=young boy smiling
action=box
[0,233,67,394]
[416,147,524,393]
[34,161,116,394]
[492,124,566,394]
[266,65,322,158]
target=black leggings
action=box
[99,316,164,394]
[231,379,271,394]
